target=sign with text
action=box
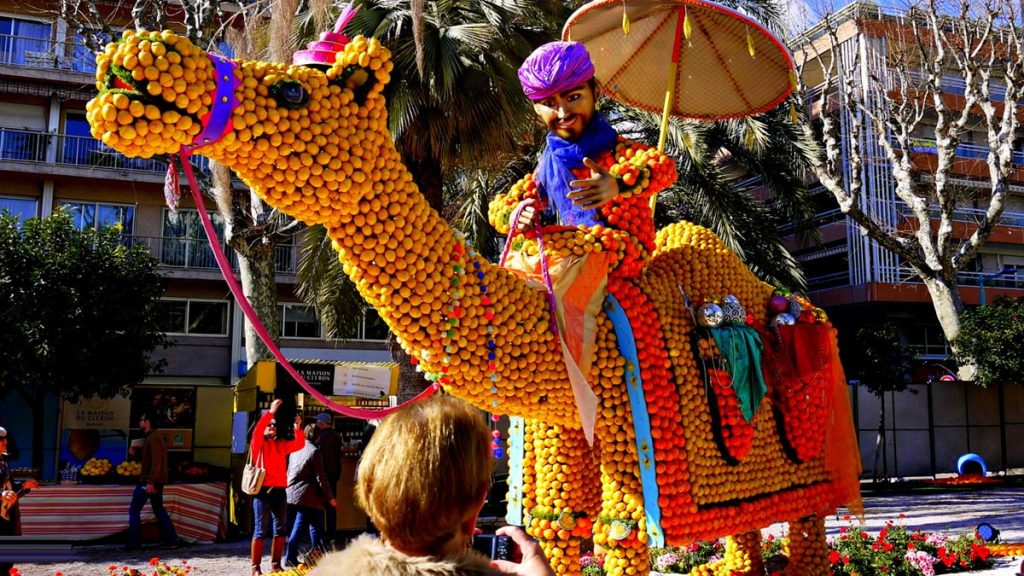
[276,362,335,396]
[63,395,132,429]
[333,364,393,398]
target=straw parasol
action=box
[563,0,797,151]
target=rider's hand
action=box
[270,399,283,414]
[490,525,554,576]
[1,490,16,505]
[568,157,619,210]
[515,202,537,231]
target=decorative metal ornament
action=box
[812,307,829,323]
[609,520,633,541]
[788,298,803,318]
[722,297,745,325]
[768,294,790,314]
[697,303,725,327]
[772,313,796,326]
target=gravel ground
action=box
[11,487,1024,576]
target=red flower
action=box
[829,550,841,565]
[150,558,160,567]
[843,514,851,521]
[843,555,850,564]
[907,542,916,550]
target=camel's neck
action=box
[267,142,574,422]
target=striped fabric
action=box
[19,482,227,543]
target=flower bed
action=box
[578,517,998,576]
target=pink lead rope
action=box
[499,199,560,338]
[178,150,438,420]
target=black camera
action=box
[472,534,513,561]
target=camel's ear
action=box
[329,63,378,107]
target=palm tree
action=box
[610,101,819,290]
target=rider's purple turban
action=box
[518,41,595,102]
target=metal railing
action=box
[894,201,1024,228]
[0,33,96,74]
[806,270,850,290]
[894,69,1011,102]
[876,265,1024,289]
[124,235,297,274]
[905,137,1024,164]
[0,127,210,174]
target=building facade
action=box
[790,2,1024,476]
[0,2,391,477]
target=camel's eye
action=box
[271,80,309,109]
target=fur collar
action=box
[311,534,502,576]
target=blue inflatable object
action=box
[957,453,988,476]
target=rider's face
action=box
[533,83,596,141]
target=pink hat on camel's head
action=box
[293,3,360,68]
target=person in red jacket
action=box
[250,399,304,575]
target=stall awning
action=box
[234,359,399,411]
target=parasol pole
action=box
[652,5,687,213]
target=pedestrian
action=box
[250,399,305,576]
[313,412,341,539]
[285,423,336,568]
[1,426,38,576]
[124,414,179,550]
[311,395,553,576]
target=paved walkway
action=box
[9,486,1024,575]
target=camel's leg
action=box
[589,312,652,576]
[782,514,829,576]
[523,420,599,576]
[689,531,763,576]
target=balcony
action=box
[0,33,96,75]
[906,138,1024,165]
[126,235,298,275]
[806,270,851,290]
[0,127,209,176]
[895,201,1024,228]
[876,265,1024,290]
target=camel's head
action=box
[86,22,397,226]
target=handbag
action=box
[241,445,266,496]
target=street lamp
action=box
[979,265,1017,306]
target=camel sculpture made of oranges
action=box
[87,27,862,576]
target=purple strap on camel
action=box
[184,54,240,152]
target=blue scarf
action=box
[536,114,618,227]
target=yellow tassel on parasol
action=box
[562,0,797,210]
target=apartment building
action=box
[788,2,1024,476]
[0,3,391,477]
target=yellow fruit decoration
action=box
[86,15,862,576]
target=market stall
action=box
[19,482,228,543]
[232,359,398,531]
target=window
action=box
[156,299,230,336]
[161,209,226,269]
[281,303,321,339]
[0,16,52,67]
[59,200,134,233]
[0,195,37,223]
[907,325,950,359]
[362,308,389,341]
[70,30,110,73]
[62,111,101,166]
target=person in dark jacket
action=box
[250,399,305,575]
[313,412,341,538]
[285,423,337,568]
[125,414,179,550]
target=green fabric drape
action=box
[709,326,766,422]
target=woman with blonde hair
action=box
[312,394,552,576]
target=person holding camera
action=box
[310,394,553,576]
[250,399,305,575]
